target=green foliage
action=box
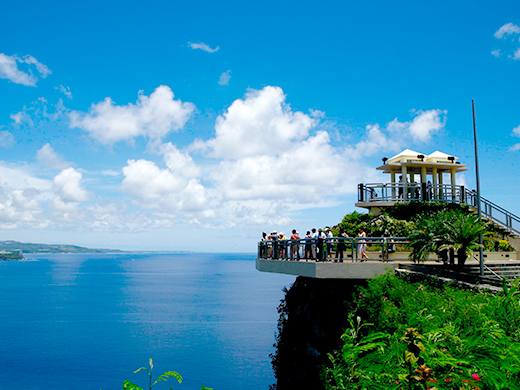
[384,202,471,222]
[335,211,373,237]
[121,359,212,390]
[408,209,493,265]
[324,273,520,390]
[369,214,416,237]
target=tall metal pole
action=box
[472,99,483,276]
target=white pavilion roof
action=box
[426,150,459,163]
[387,149,422,163]
[377,149,468,174]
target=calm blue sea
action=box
[0,253,295,390]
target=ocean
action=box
[0,253,295,390]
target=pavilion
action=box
[355,149,470,214]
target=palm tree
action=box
[408,211,449,263]
[442,211,491,267]
[409,209,491,266]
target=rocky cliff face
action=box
[270,277,366,390]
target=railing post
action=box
[421,183,427,201]
[358,184,364,202]
[460,186,465,204]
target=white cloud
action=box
[514,48,520,60]
[0,164,52,229]
[347,109,447,159]
[121,158,211,216]
[203,86,316,159]
[511,125,520,151]
[0,131,14,147]
[408,109,447,142]
[495,23,520,39]
[53,168,88,203]
[69,85,196,144]
[0,53,51,86]
[37,144,72,170]
[10,109,33,126]
[159,142,201,179]
[0,164,52,192]
[188,42,219,53]
[56,85,72,99]
[491,49,501,57]
[218,70,231,86]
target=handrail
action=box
[357,182,520,236]
[483,263,505,281]
[257,236,409,262]
[465,189,520,235]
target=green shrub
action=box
[324,274,520,390]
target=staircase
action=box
[398,262,520,288]
[464,262,520,285]
[464,189,520,237]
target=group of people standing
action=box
[261,227,369,262]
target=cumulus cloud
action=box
[495,23,520,39]
[187,86,381,226]
[218,70,231,86]
[121,158,212,216]
[37,144,72,170]
[69,85,196,144]
[0,53,51,86]
[0,164,52,229]
[53,168,88,203]
[491,49,501,57]
[347,109,447,159]
[203,86,316,159]
[408,109,447,142]
[188,42,219,53]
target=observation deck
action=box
[256,149,520,282]
[256,237,518,280]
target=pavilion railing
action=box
[358,183,466,203]
[258,237,410,262]
[357,182,520,236]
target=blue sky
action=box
[1,0,519,252]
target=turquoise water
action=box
[0,253,295,389]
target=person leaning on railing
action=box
[290,229,300,260]
[336,228,349,263]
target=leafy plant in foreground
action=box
[122,358,212,390]
[324,273,520,389]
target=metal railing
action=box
[358,183,466,204]
[358,182,520,236]
[258,237,409,262]
[464,189,520,235]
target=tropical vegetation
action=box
[333,203,514,262]
[323,273,520,390]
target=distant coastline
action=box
[0,240,193,256]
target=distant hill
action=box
[0,240,125,254]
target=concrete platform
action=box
[256,258,399,279]
[256,252,519,280]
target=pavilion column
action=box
[421,167,427,183]
[450,167,456,201]
[438,171,444,200]
[432,167,438,200]
[421,166,427,201]
[402,166,407,199]
[450,167,456,185]
[391,169,396,199]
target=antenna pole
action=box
[472,99,483,276]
